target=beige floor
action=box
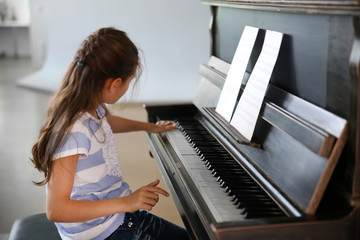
[110,103,184,227]
[0,58,183,235]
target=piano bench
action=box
[8,213,61,240]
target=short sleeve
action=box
[53,132,91,160]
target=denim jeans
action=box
[105,210,190,240]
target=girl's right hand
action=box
[123,179,169,213]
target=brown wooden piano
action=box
[145,0,360,239]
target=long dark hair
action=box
[31,27,141,185]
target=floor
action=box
[0,58,183,237]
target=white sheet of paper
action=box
[230,30,283,141]
[215,26,259,122]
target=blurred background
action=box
[0,0,210,238]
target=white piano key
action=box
[165,129,244,223]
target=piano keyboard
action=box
[165,118,286,222]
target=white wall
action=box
[20,0,211,104]
[28,0,46,66]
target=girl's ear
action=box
[106,77,122,90]
[112,77,123,88]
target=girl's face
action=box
[103,75,134,104]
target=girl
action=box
[31,27,189,240]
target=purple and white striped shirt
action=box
[52,105,131,240]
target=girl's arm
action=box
[106,114,176,134]
[46,154,169,223]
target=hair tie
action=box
[77,61,84,66]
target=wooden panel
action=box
[261,101,335,157]
[203,0,360,15]
[348,17,360,200]
[266,85,347,138]
[196,56,348,214]
[212,7,330,108]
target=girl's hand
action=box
[149,121,176,133]
[123,179,169,213]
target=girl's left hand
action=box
[150,121,176,133]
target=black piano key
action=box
[187,137,217,144]
[235,200,276,209]
[183,130,211,136]
[199,153,230,159]
[185,131,213,136]
[193,143,222,148]
[206,163,240,171]
[211,166,245,172]
[245,205,286,213]
[204,156,234,161]
[239,204,286,218]
[175,119,287,220]
[232,196,270,206]
[227,189,264,197]
[212,170,246,178]
[204,156,239,161]
[176,122,205,129]
[224,184,260,193]
[195,146,225,154]
[206,161,237,167]
[217,176,255,185]
[208,158,236,163]
[219,177,253,185]
[235,198,281,212]
[195,147,228,153]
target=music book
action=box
[215,26,259,121]
[230,30,283,141]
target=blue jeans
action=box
[105,210,190,240]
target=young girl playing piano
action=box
[31,27,189,240]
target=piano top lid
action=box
[194,56,349,215]
[202,0,360,15]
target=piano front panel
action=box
[145,0,360,239]
[208,4,360,200]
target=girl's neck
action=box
[87,100,102,119]
[87,106,100,119]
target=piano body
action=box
[146,0,360,239]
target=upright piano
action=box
[146,0,360,239]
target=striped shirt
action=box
[52,105,131,240]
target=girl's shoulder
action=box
[68,105,107,136]
[72,111,105,138]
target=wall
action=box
[21,0,211,104]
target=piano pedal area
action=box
[172,118,287,221]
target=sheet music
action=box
[230,30,283,141]
[215,26,259,122]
